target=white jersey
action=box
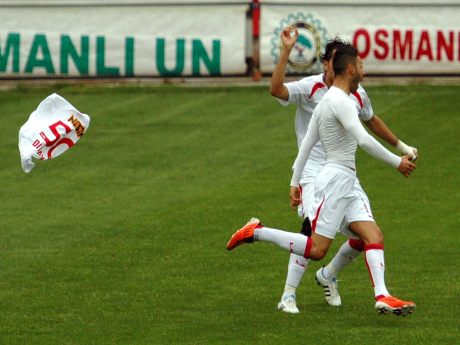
[278,74,373,184]
[290,86,401,187]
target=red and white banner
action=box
[18,94,90,173]
[260,3,460,75]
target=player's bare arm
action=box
[364,114,418,159]
[364,115,398,146]
[270,27,298,101]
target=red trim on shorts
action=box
[364,243,384,251]
[303,237,312,258]
[348,239,365,251]
[361,198,373,218]
[308,82,326,99]
[352,91,364,108]
[311,197,326,233]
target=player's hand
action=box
[290,186,301,209]
[280,27,298,53]
[397,140,418,160]
[397,155,416,177]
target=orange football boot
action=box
[226,218,261,251]
[375,295,416,316]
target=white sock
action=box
[323,240,362,279]
[254,226,309,257]
[283,285,296,297]
[284,254,309,292]
[364,244,390,298]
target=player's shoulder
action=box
[298,73,324,84]
[327,85,349,97]
[324,86,352,106]
[298,74,327,98]
[350,84,369,109]
[284,74,327,100]
[301,73,325,86]
[355,84,369,98]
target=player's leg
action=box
[319,182,371,282]
[226,169,341,259]
[319,237,364,281]
[227,221,332,315]
[316,190,372,306]
[226,165,352,311]
[315,237,364,306]
[278,217,311,314]
[278,182,313,314]
[349,221,416,315]
[226,217,333,260]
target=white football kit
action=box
[279,74,374,235]
[290,86,401,239]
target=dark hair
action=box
[320,37,350,62]
[332,45,358,76]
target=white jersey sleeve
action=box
[276,79,310,107]
[335,103,401,168]
[290,114,320,187]
[352,85,374,122]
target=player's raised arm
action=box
[270,27,298,101]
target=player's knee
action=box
[374,231,384,245]
[308,251,327,260]
[308,245,328,260]
[371,224,384,243]
[366,228,384,245]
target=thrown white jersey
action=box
[278,74,373,184]
[290,86,401,186]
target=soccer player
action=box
[270,28,418,314]
[227,44,417,316]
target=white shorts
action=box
[301,163,374,240]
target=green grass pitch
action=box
[0,83,458,345]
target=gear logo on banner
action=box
[271,13,328,74]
